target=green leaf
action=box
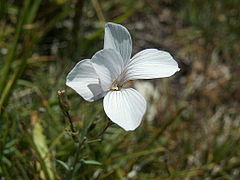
[33,121,54,180]
[56,159,70,171]
[81,160,102,166]
[1,156,12,167]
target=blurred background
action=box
[0,0,240,179]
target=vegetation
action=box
[0,0,239,179]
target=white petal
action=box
[103,88,146,131]
[104,22,132,64]
[91,49,124,91]
[66,59,104,102]
[123,49,180,82]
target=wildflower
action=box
[66,22,180,131]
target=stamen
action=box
[110,79,121,91]
[111,86,119,91]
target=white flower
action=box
[66,22,180,131]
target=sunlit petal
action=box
[123,49,180,82]
[104,22,132,64]
[103,88,146,131]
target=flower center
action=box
[110,78,123,91]
[109,70,128,91]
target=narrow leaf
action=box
[81,160,102,166]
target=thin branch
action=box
[57,90,78,142]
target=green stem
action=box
[65,120,113,180]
